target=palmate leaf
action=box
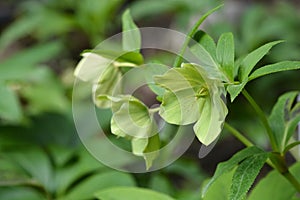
[202,146,264,198]
[238,40,283,81]
[228,40,283,102]
[228,61,300,102]
[269,91,300,153]
[122,9,141,52]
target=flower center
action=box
[196,87,208,99]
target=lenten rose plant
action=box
[74,5,300,200]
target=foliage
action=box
[74,4,300,200]
[1,0,300,200]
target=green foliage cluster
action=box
[1,0,300,199]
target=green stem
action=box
[224,122,275,168]
[283,170,300,193]
[283,141,300,154]
[173,4,223,68]
[242,89,278,152]
[224,122,253,147]
[241,90,300,191]
[149,107,160,114]
[223,111,300,194]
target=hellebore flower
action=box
[154,63,228,145]
[98,94,160,169]
[74,52,142,108]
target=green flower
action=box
[98,94,160,169]
[154,63,228,145]
[74,52,142,108]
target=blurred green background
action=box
[0,0,300,199]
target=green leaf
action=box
[190,43,223,81]
[193,30,217,59]
[0,154,32,186]
[238,40,282,81]
[95,186,175,200]
[54,148,106,195]
[20,67,69,114]
[202,146,264,197]
[0,85,22,123]
[202,167,235,200]
[248,161,300,200]
[91,49,144,65]
[284,141,300,154]
[122,9,141,52]
[63,171,136,200]
[148,175,173,196]
[0,16,40,51]
[0,42,63,81]
[0,187,45,200]
[174,4,223,67]
[227,81,247,102]
[269,91,300,152]
[9,147,54,192]
[216,32,234,81]
[229,152,269,200]
[249,61,300,81]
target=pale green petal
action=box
[194,93,228,146]
[143,134,160,170]
[131,137,148,156]
[94,66,122,108]
[155,63,228,145]
[111,115,127,138]
[154,64,207,125]
[154,64,205,93]
[131,134,160,170]
[74,52,110,82]
[107,95,157,138]
[159,90,202,125]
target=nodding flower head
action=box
[154,63,228,145]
